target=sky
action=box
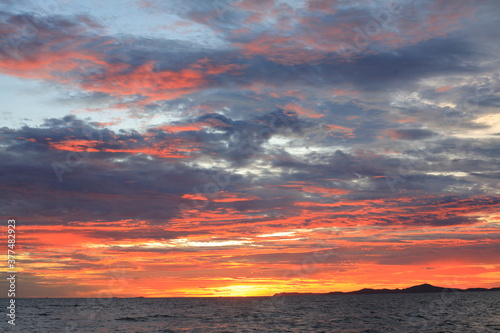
[0,0,499,297]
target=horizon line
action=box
[6,283,500,298]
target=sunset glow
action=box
[1,0,499,298]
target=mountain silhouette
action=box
[274,284,500,297]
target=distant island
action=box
[274,283,500,297]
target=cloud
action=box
[1,0,500,296]
[389,129,438,140]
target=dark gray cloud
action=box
[1,111,499,231]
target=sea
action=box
[4,291,500,332]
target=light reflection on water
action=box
[6,291,500,332]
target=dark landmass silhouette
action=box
[274,283,500,296]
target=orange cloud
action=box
[281,103,324,118]
[0,46,106,79]
[233,34,326,65]
[326,124,355,138]
[48,135,200,159]
[435,86,453,93]
[49,139,100,152]
[333,88,360,96]
[81,61,207,102]
[212,192,260,202]
[160,123,206,133]
[18,217,500,297]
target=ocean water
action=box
[4,291,500,332]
